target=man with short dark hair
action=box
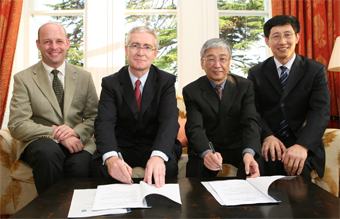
[248,15,330,180]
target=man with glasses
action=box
[248,15,330,180]
[92,26,182,188]
[183,38,264,178]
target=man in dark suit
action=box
[8,23,98,194]
[183,38,264,178]
[247,15,330,180]
[92,26,181,188]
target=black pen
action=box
[118,152,134,184]
[209,142,223,172]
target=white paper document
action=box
[202,175,295,206]
[92,181,182,211]
[68,189,129,218]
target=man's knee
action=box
[64,151,91,177]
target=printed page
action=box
[68,189,129,218]
[208,177,282,206]
[92,184,149,211]
[139,181,182,204]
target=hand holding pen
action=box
[209,142,223,173]
[118,152,134,184]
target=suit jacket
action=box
[8,61,98,158]
[247,54,330,177]
[93,65,179,160]
[183,74,262,157]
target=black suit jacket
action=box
[183,74,261,157]
[93,65,180,160]
[247,54,330,177]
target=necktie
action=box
[135,80,141,112]
[215,85,223,100]
[277,66,289,139]
[51,69,64,114]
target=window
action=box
[218,0,269,76]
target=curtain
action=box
[0,0,23,128]
[272,0,340,128]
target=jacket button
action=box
[281,103,285,108]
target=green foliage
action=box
[45,0,84,68]
[218,0,265,75]
[126,0,178,76]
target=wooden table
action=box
[10,176,339,218]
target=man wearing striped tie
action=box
[248,15,330,180]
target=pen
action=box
[209,142,223,173]
[118,152,134,184]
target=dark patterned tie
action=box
[51,69,64,114]
[277,66,289,139]
[135,80,141,112]
[215,85,223,100]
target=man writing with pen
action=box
[91,26,182,187]
[183,38,265,178]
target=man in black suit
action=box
[92,26,181,187]
[184,38,264,178]
[247,15,330,180]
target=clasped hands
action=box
[106,156,166,188]
[52,124,83,153]
[262,135,308,176]
[204,151,260,178]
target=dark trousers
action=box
[21,139,92,194]
[91,142,182,180]
[186,146,266,179]
[263,136,312,181]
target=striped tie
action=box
[215,85,223,100]
[51,69,64,114]
[277,66,289,139]
[135,80,141,112]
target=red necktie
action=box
[135,80,141,112]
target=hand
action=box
[105,156,133,184]
[282,144,308,176]
[60,136,84,153]
[203,151,223,171]
[262,135,286,162]
[143,156,165,188]
[243,153,260,178]
[52,124,79,142]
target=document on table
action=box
[68,189,129,218]
[92,181,182,211]
[202,175,295,206]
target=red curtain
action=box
[272,0,340,128]
[0,0,23,128]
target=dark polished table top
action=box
[10,176,339,218]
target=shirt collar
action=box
[208,78,227,90]
[128,66,149,90]
[42,61,66,76]
[274,53,296,71]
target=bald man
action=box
[8,23,98,194]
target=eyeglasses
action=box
[269,32,295,41]
[127,44,156,52]
[202,57,230,65]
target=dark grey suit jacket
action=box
[183,74,262,157]
[247,54,330,177]
[93,65,180,160]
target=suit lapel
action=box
[141,66,158,117]
[119,67,140,120]
[220,75,237,113]
[32,61,63,118]
[63,62,77,118]
[264,58,282,95]
[201,76,220,115]
[282,55,305,100]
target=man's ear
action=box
[265,37,270,47]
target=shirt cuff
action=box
[242,148,255,157]
[151,150,169,162]
[200,149,212,159]
[102,151,118,165]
